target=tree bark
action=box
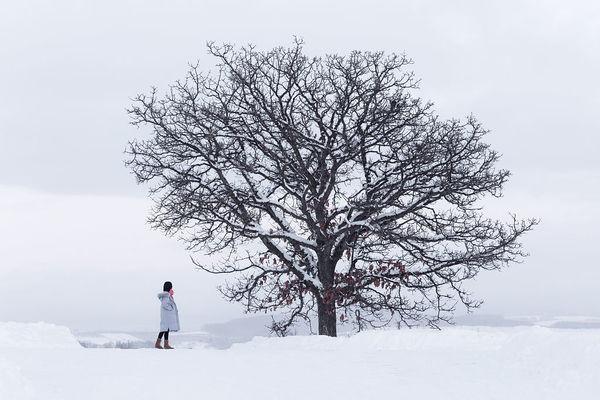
[317,298,337,337]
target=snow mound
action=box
[0,322,81,349]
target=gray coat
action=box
[158,292,180,332]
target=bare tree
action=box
[126,41,537,337]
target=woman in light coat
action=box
[155,281,180,349]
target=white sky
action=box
[1,0,599,331]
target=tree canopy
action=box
[126,41,536,336]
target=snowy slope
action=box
[1,322,600,400]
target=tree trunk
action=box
[317,299,337,337]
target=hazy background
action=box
[1,0,598,331]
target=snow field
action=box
[1,322,599,400]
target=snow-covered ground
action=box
[1,321,600,400]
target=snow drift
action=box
[0,322,80,349]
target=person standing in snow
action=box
[155,281,180,349]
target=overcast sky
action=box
[1,0,599,331]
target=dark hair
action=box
[163,281,173,292]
